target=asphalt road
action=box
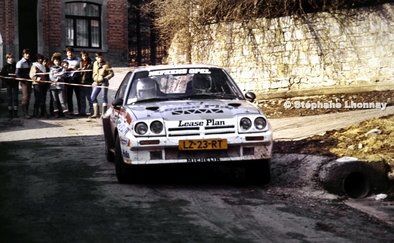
[0,135,393,243]
[0,68,393,242]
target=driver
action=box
[191,74,212,93]
[136,78,159,99]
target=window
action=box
[65,2,101,48]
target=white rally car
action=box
[103,64,273,184]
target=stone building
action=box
[0,0,128,67]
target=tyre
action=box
[114,136,133,184]
[319,159,389,198]
[245,159,271,185]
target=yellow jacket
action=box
[93,60,114,85]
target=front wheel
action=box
[114,136,133,184]
[245,159,271,185]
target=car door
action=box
[103,71,133,150]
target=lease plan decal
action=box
[178,119,225,127]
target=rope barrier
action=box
[0,69,109,89]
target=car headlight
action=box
[150,121,164,134]
[135,122,148,135]
[254,117,267,130]
[240,117,252,130]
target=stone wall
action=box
[167,3,394,95]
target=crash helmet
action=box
[136,78,158,98]
[192,74,212,92]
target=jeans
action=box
[80,86,93,114]
[51,89,68,113]
[6,84,19,110]
[33,84,49,113]
[20,81,32,107]
[66,85,81,114]
[90,80,109,104]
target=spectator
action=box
[79,51,93,116]
[63,47,81,115]
[49,53,71,119]
[29,54,49,118]
[90,52,114,118]
[16,48,32,119]
[0,53,17,120]
[42,57,51,118]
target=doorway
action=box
[18,0,38,60]
[0,33,3,68]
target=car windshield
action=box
[126,67,245,104]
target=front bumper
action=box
[119,132,273,165]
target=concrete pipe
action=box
[319,157,390,198]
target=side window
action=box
[115,72,132,101]
[65,2,101,48]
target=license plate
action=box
[179,139,228,150]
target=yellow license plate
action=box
[179,139,228,151]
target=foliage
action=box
[143,0,391,44]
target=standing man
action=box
[16,48,32,119]
[49,53,71,119]
[63,47,81,115]
[29,54,49,118]
[0,53,17,120]
[79,51,94,116]
[90,52,114,118]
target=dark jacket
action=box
[0,62,17,86]
[80,58,93,85]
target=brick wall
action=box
[107,1,128,49]
[0,0,15,48]
[167,3,394,95]
[43,0,62,53]
[106,0,129,66]
[0,0,128,66]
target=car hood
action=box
[126,99,264,120]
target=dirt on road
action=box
[0,74,394,241]
[259,90,394,119]
[262,90,394,170]
[0,136,393,242]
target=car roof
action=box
[132,64,221,72]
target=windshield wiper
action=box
[214,93,238,99]
[134,97,169,103]
[186,93,218,99]
[187,93,238,100]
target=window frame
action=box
[64,1,102,49]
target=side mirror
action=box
[245,91,256,102]
[112,98,123,111]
